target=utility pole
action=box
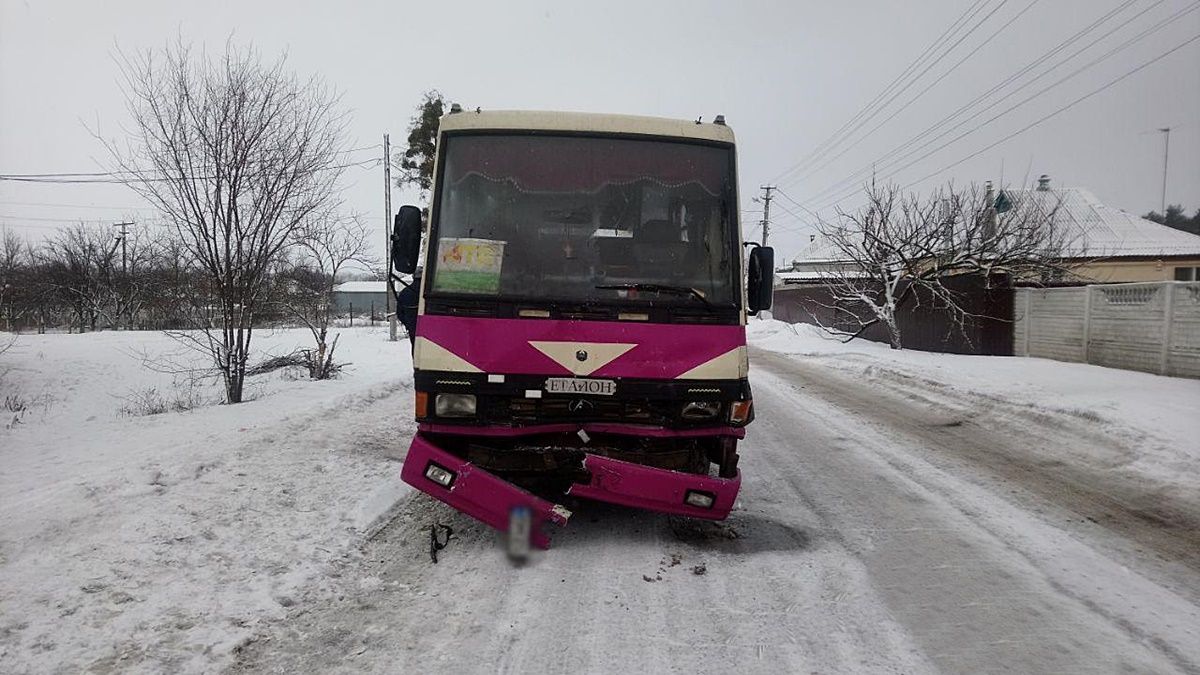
[1158,127,1170,215]
[114,221,133,329]
[384,133,397,342]
[759,185,775,247]
[113,221,133,275]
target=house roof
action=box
[791,236,841,266]
[790,185,1200,266]
[775,270,867,285]
[332,281,388,294]
[1007,187,1200,258]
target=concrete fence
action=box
[1014,281,1200,378]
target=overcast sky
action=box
[2,0,1197,265]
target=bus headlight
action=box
[681,401,721,420]
[435,393,477,417]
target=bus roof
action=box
[438,109,736,144]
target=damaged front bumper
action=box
[400,431,741,549]
[400,433,572,549]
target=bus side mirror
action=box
[391,205,422,274]
[747,246,774,314]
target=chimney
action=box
[809,234,816,242]
[1037,174,1051,191]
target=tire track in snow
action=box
[233,353,1199,674]
[750,355,1200,673]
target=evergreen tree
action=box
[1144,204,1200,236]
[396,91,454,198]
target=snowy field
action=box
[2,322,1198,674]
[0,327,414,673]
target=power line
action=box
[767,0,994,186]
[0,200,157,211]
[0,213,166,223]
[0,144,383,184]
[0,157,380,184]
[780,0,1015,189]
[809,0,1194,211]
[768,189,825,236]
[799,0,1151,208]
[900,32,1200,190]
[778,0,1043,192]
[0,144,381,178]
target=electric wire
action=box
[767,0,994,186]
[797,0,1151,207]
[778,0,1045,192]
[900,32,1200,189]
[0,157,381,184]
[0,144,383,184]
[806,0,1195,212]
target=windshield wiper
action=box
[595,283,712,309]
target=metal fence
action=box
[1014,281,1200,378]
[773,274,1015,356]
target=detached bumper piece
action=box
[401,433,571,550]
[400,434,742,549]
[568,455,740,520]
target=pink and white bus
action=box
[392,109,773,549]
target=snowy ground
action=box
[233,321,1197,674]
[3,322,1199,673]
[0,326,414,674]
[746,320,1200,514]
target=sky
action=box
[1,0,1198,266]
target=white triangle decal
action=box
[528,341,637,376]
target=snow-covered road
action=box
[233,349,1200,674]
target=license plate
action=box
[544,377,616,396]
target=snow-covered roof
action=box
[1006,187,1200,258]
[791,236,841,266]
[332,281,387,294]
[790,186,1200,266]
[777,270,834,284]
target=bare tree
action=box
[37,225,121,332]
[106,40,348,402]
[814,181,1072,349]
[0,227,28,331]
[283,212,377,379]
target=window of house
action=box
[1174,266,1198,281]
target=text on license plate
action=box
[544,378,616,396]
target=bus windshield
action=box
[428,134,738,307]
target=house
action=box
[782,176,1200,285]
[331,280,390,315]
[773,177,1200,356]
[999,177,1200,282]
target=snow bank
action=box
[747,319,1200,503]
[0,326,413,673]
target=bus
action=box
[391,109,773,550]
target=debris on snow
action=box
[429,523,454,564]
